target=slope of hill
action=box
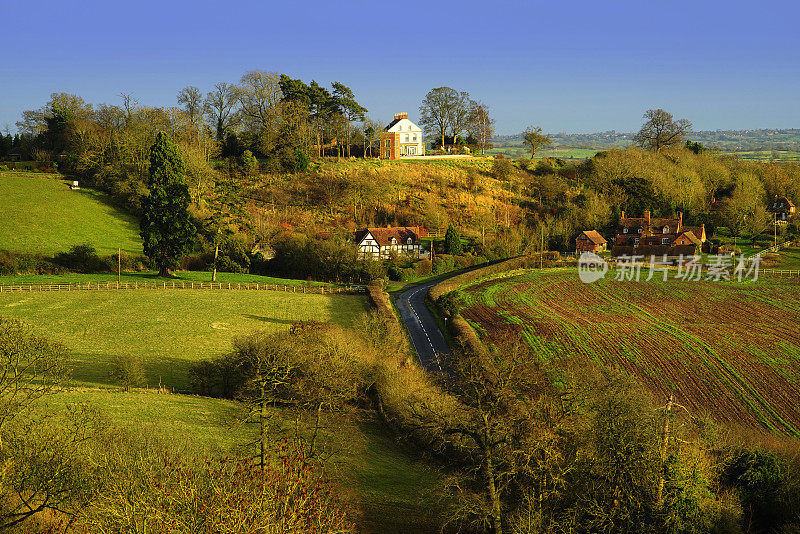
[0,171,142,255]
[459,268,800,436]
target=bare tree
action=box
[204,82,239,140]
[177,86,204,136]
[235,71,283,153]
[419,87,471,149]
[633,108,692,152]
[468,102,495,155]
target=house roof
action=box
[675,231,702,246]
[682,227,705,241]
[579,230,607,245]
[355,227,421,247]
[771,197,795,210]
[619,217,681,234]
[611,244,697,258]
[383,118,402,131]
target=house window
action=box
[634,238,639,244]
[623,228,628,234]
[413,134,417,141]
[662,238,669,244]
[637,228,642,233]
[663,226,669,234]
[404,135,409,142]
[406,238,412,245]
[391,237,397,244]
[385,139,391,147]
[385,150,390,158]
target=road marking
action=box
[403,285,442,371]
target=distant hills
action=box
[495,128,800,152]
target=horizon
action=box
[2,0,799,136]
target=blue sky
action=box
[1,0,798,135]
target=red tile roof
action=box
[579,230,607,245]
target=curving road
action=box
[394,280,450,372]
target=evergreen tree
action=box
[444,224,463,255]
[140,132,195,277]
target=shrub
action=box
[437,290,467,317]
[53,244,109,273]
[492,157,513,180]
[444,224,463,255]
[415,258,433,276]
[108,355,146,391]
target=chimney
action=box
[394,112,408,120]
[678,212,683,231]
[645,211,650,226]
[621,210,625,220]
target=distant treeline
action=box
[495,128,800,152]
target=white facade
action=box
[382,114,425,159]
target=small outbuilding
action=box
[576,230,608,253]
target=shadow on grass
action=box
[67,353,194,392]
[242,314,297,325]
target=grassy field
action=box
[0,172,142,255]
[0,289,368,390]
[0,269,338,287]
[459,268,800,436]
[761,246,800,270]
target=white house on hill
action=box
[380,113,425,159]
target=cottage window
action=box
[623,228,628,234]
[634,238,639,244]
[385,150,390,158]
[663,226,669,234]
[637,228,642,233]
[662,238,669,244]
[404,135,409,142]
[406,238,412,245]
[385,139,391,147]
[391,237,397,244]
[413,134,417,141]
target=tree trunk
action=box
[158,266,170,278]
[211,243,219,282]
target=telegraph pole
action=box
[118,248,121,284]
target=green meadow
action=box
[0,289,368,390]
[0,171,142,255]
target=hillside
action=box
[0,171,142,255]
[459,268,800,436]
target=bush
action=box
[437,290,467,317]
[492,157,513,180]
[53,244,109,273]
[108,354,146,391]
[414,258,433,276]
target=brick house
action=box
[769,196,796,223]
[355,227,423,259]
[380,113,425,159]
[576,230,608,253]
[611,211,706,257]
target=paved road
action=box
[394,280,450,372]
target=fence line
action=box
[0,281,366,295]
[759,269,800,278]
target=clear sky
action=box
[1,0,798,135]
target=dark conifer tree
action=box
[140,132,194,277]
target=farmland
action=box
[460,268,800,436]
[0,288,368,390]
[0,172,142,255]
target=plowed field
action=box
[460,269,800,436]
